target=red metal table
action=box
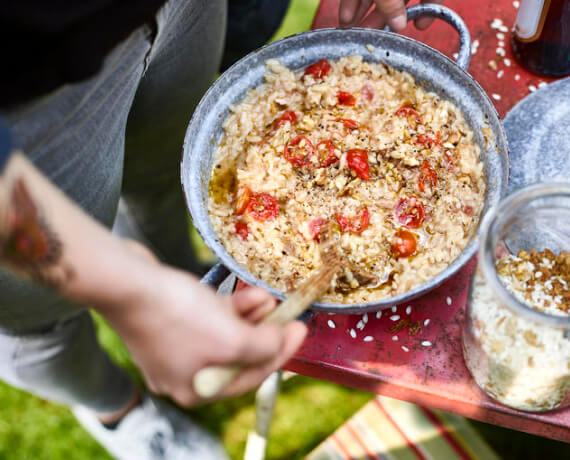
[283,0,569,443]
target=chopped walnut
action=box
[388,318,412,333]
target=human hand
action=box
[0,151,306,406]
[338,0,444,32]
[99,247,307,407]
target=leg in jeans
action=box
[0,312,134,413]
[0,27,151,412]
[0,0,226,413]
[122,0,227,275]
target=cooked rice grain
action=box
[209,57,485,304]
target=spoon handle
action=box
[193,263,338,399]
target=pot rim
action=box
[183,25,509,312]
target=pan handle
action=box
[200,262,231,289]
[200,263,315,322]
[387,4,471,71]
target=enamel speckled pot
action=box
[182,4,509,313]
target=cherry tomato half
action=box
[346,149,370,181]
[234,221,249,241]
[361,85,374,102]
[394,104,421,123]
[392,230,417,258]
[235,185,252,215]
[284,136,314,167]
[462,204,475,216]
[336,207,370,234]
[247,193,279,222]
[394,196,425,228]
[337,91,357,106]
[309,217,327,241]
[418,161,438,194]
[304,59,332,79]
[415,131,442,148]
[334,118,359,130]
[315,140,338,167]
[274,110,297,129]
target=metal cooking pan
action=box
[182,4,509,313]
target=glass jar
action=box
[463,183,570,412]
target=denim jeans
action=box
[0,0,226,412]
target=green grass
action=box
[271,0,319,41]
[191,376,372,460]
[0,384,110,459]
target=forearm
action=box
[0,152,152,311]
[0,138,307,407]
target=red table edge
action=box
[285,359,569,443]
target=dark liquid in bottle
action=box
[512,0,570,76]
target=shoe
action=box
[73,392,229,460]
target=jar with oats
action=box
[463,183,570,412]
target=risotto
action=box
[208,56,486,303]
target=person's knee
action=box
[4,312,134,411]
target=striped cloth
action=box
[306,396,499,460]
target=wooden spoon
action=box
[193,227,346,398]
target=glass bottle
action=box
[511,0,570,76]
[463,183,570,412]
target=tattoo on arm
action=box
[0,177,74,286]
